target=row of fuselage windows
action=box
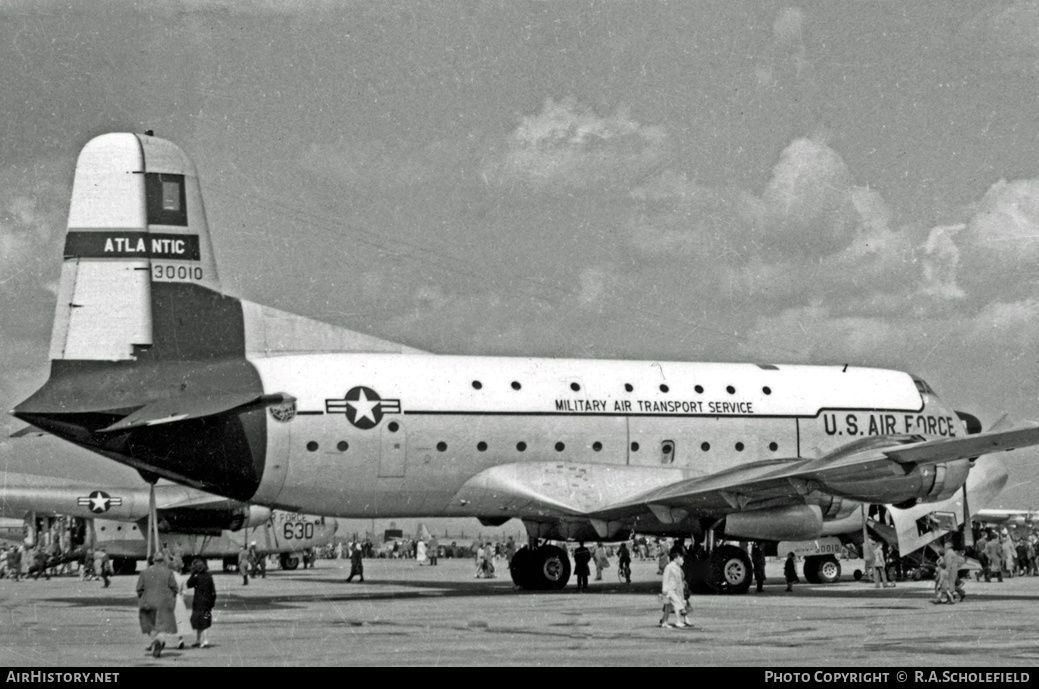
[304,439,782,455]
[472,380,773,395]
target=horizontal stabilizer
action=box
[8,426,45,438]
[97,392,295,433]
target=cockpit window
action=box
[912,377,935,395]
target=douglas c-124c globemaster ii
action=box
[13,133,1039,593]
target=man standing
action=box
[573,542,591,591]
[97,546,111,588]
[942,543,966,602]
[428,535,439,566]
[237,545,251,586]
[249,542,266,579]
[346,544,365,582]
[136,554,179,658]
[784,552,798,592]
[984,536,1003,583]
[975,531,989,582]
[751,543,767,593]
[870,539,895,588]
[505,536,516,571]
[8,545,21,582]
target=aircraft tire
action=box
[111,557,136,576]
[512,545,571,590]
[280,553,300,570]
[816,555,841,584]
[531,545,571,590]
[803,556,821,584]
[708,545,752,595]
[509,547,532,589]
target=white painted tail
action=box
[49,133,220,361]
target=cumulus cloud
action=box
[961,2,1039,75]
[953,178,1039,301]
[303,137,480,190]
[627,172,762,265]
[737,305,904,365]
[755,6,810,88]
[0,158,70,434]
[486,97,670,193]
[0,160,68,297]
[967,298,1039,351]
[621,136,931,318]
[759,135,857,254]
[920,224,965,301]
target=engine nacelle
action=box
[819,459,971,505]
[157,505,271,535]
[723,505,823,541]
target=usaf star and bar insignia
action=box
[77,491,122,514]
[326,386,401,429]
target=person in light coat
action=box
[660,550,689,628]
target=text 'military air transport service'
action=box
[12,133,1039,593]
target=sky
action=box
[3,1,1039,509]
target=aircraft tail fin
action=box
[50,133,223,362]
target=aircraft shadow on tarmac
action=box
[41,576,1039,613]
[42,576,667,610]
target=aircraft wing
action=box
[974,508,1039,525]
[880,424,1039,465]
[605,425,1039,515]
[96,392,295,433]
[452,425,1039,528]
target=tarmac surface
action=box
[1,557,1038,667]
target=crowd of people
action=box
[8,521,1039,648]
[971,528,1038,581]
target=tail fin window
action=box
[145,173,187,226]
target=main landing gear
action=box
[510,544,572,591]
[685,544,753,595]
[803,555,841,584]
[707,545,753,594]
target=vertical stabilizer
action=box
[50,133,220,361]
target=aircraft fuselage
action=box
[244,353,961,519]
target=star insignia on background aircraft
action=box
[325,386,401,429]
[77,490,122,514]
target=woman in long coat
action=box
[186,558,217,648]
